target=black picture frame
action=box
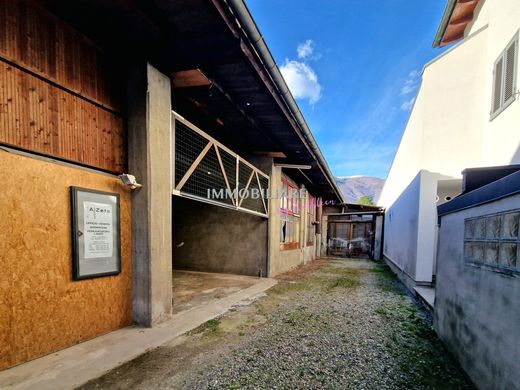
[70,186,121,280]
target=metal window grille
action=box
[172,111,269,218]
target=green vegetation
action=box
[356,194,374,205]
[187,318,221,335]
[371,262,403,293]
[318,264,365,290]
[376,295,471,388]
[327,275,361,290]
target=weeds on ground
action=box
[187,318,221,336]
[327,276,361,290]
[268,279,311,295]
[320,264,366,291]
[376,300,472,389]
[371,263,404,293]
[319,265,367,276]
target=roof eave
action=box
[433,0,457,48]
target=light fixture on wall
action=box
[118,173,142,190]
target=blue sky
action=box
[246,0,448,179]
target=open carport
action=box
[170,112,270,310]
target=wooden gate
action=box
[327,217,375,259]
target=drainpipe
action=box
[224,0,345,204]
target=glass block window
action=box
[464,211,520,272]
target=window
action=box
[464,210,520,273]
[491,32,518,118]
[306,195,316,246]
[280,178,300,250]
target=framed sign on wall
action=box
[70,187,121,280]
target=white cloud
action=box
[400,97,416,111]
[400,70,420,95]
[280,59,322,104]
[297,39,315,59]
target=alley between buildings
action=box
[80,259,472,390]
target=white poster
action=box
[83,201,114,259]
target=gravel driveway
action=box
[80,259,473,390]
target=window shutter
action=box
[503,38,517,104]
[492,57,504,114]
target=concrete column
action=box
[321,213,328,257]
[300,187,307,264]
[300,187,306,251]
[316,197,323,257]
[267,164,282,277]
[127,63,172,326]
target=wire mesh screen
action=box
[219,148,237,193]
[237,160,253,195]
[173,113,269,217]
[175,120,209,186]
[239,161,266,213]
[182,146,234,206]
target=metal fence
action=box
[172,111,269,218]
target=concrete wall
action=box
[172,197,268,276]
[374,215,383,260]
[268,167,301,276]
[384,171,459,288]
[267,166,318,276]
[383,173,421,288]
[434,193,520,390]
[0,151,132,370]
[302,245,315,264]
[302,187,317,265]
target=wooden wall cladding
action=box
[0,151,132,370]
[0,63,125,172]
[0,0,126,173]
[0,0,121,110]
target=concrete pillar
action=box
[321,213,328,257]
[300,187,307,262]
[127,63,172,326]
[316,197,323,257]
[267,164,282,277]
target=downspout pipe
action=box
[225,0,345,204]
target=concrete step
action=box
[414,286,435,312]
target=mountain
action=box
[335,176,385,204]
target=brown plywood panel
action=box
[0,151,132,370]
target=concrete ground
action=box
[172,271,259,314]
[79,259,474,390]
[0,272,276,390]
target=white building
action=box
[379,0,520,291]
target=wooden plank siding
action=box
[0,0,126,173]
